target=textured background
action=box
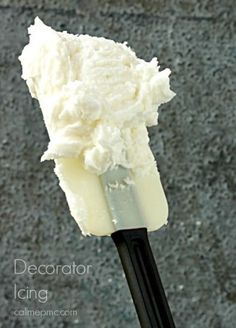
[1,0,236,327]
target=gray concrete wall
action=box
[1,0,235,327]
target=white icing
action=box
[19,17,175,175]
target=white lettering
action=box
[14,259,26,274]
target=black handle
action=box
[111,228,175,328]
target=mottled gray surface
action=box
[1,0,236,327]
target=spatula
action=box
[101,166,175,328]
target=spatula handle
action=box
[111,228,175,328]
